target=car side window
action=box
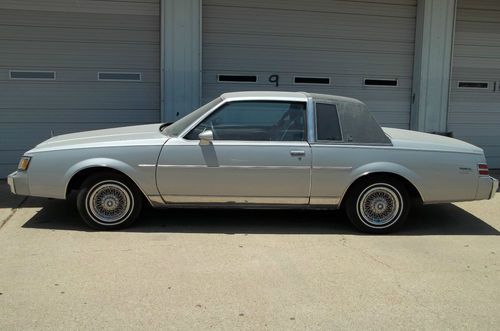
[315,103,342,141]
[184,101,307,141]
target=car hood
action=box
[29,124,168,153]
[383,127,483,154]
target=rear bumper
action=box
[490,177,499,199]
[7,171,30,196]
[476,176,498,200]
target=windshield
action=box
[162,97,222,137]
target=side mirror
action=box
[198,130,214,145]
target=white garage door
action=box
[202,0,416,128]
[448,0,500,168]
[0,1,160,177]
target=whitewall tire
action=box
[76,172,142,230]
[345,177,410,234]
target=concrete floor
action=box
[0,180,499,330]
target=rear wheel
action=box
[345,177,410,234]
[76,172,142,230]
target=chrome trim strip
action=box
[309,197,340,205]
[313,166,353,170]
[162,195,308,204]
[157,164,203,168]
[138,164,156,167]
[158,165,310,170]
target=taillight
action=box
[478,163,489,176]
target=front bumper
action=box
[7,171,30,196]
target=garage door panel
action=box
[204,9,415,42]
[0,26,160,44]
[449,111,500,124]
[451,67,500,80]
[457,0,500,12]
[206,0,416,18]
[456,10,500,24]
[0,9,159,30]
[1,41,159,69]
[204,8,415,34]
[453,45,500,59]
[449,93,500,104]
[0,83,159,109]
[453,57,500,69]
[203,47,413,75]
[455,34,500,48]
[204,33,414,55]
[0,0,159,15]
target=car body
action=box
[8,91,498,233]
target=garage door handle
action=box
[290,150,305,157]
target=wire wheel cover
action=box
[357,184,402,227]
[87,181,133,225]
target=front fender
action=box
[63,157,158,201]
[64,158,138,188]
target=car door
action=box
[156,100,312,204]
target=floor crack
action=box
[0,197,28,231]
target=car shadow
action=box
[21,198,500,236]
[0,180,47,209]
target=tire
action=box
[345,177,410,234]
[76,172,143,230]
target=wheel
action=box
[344,177,410,234]
[76,172,143,230]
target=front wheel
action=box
[345,178,410,234]
[76,173,142,230]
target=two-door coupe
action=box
[8,92,498,233]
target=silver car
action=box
[8,92,498,233]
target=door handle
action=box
[290,150,306,157]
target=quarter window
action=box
[315,103,342,141]
[184,101,307,141]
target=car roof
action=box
[220,91,365,105]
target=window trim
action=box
[9,70,56,80]
[457,81,489,90]
[217,74,258,84]
[97,72,142,82]
[182,100,308,142]
[363,78,398,87]
[313,101,344,143]
[293,76,331,85]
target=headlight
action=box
[17,156,31,171]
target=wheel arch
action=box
[65,163,151,206]
[339,171,424,209]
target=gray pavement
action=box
[0,180,499,330]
